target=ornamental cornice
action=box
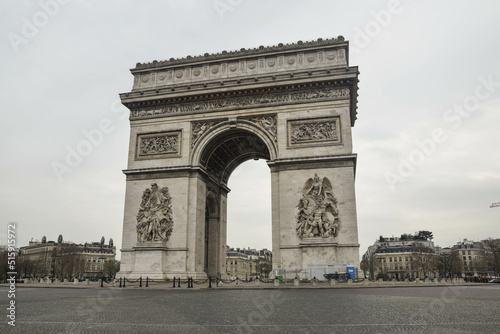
[133,36,346,70]
[129,37,350,92]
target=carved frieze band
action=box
[136,131,181,159]
[288,117,340,147]
[130,87,350,119]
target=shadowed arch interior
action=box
[199,129,271,184]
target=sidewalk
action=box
[1,278,490,290]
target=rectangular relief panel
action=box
[136,130,182,160]
[287,116,341,147]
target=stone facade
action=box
[225,247,272,280]
[118,37,360,279]
[362,234,440,280]
[452,239,493,276]
[20,236,116,280]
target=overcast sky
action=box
[1,0,499,260]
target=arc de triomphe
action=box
[118,37,360,279]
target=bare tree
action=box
[256,260,272,278]
[17,255,35,278]
[103,260,120,279]
[53,244,85,280]
[360,253,376,280]
[437,252,462,278]
[471,252,489,277]
[0,250,9,283]
[483,238,500,276]
[411,244,438,278]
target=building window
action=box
[468,251,471,255]
[405,257,408,261]
[399,257,402,262]
[468,256,471,260]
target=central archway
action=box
[195,125,274,278]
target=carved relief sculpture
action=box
[140,135,178,155]
[296,174,339,238]
[289,117,340,146]
[136,131,181,159]
[192,121,215,148]
[248,115,277,141]
[136,183,174,242]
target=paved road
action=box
[1,285,499,333]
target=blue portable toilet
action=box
[347,267,355,280]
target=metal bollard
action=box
[139,277,142,288]
[100,278,103,288]
[119,278,122,288]
[146,277,149,287]
[123,278,126,288]
[177,277,180,288]
[208,276,212,288]
[173,277,176,288]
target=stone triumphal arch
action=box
[118,37,360,279]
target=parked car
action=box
[488,278,500,283]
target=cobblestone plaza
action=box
[2,285,499,333]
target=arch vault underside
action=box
[118,37,361,279]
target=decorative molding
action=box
[288,116,341,147]
[247,115,277,142]
[130,87,349,119]
[296,174,340,239]
[136,131,181,159]
[136,183,174,243]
